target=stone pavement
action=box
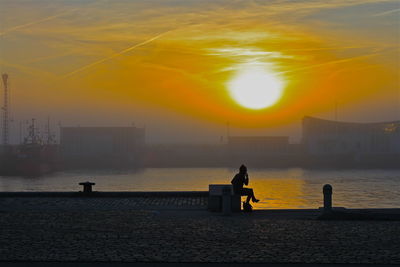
[0,196,399,264]
[0,196,207,211]
[0,263,396,267]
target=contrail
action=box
[0,9,77,36]
[373,8,400,17]
[63,31,172,78]
[281,52,381,74]
[283,45,370,52]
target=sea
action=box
[0,168,399,209]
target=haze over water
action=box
[1,168,399,209]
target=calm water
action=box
[1,168,399,209]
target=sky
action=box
[0,0,399,143]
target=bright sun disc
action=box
[228,67,284,110]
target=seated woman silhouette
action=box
[231,164,259,204]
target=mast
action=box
[46,117,51,144]
[2,73,9,146]
[25,118,38,144]
[226,121,230,143]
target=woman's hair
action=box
[239,164,247,173]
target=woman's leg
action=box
[245,188,260,202]
[246,193,252,204]
[241,188,255,203]
[250,189,259,202]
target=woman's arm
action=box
[244,174,249,185]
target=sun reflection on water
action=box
[250,178,307,209]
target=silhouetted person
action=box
[231,164,259,204]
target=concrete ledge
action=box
[0,191,209,198]
[318,209,400,221]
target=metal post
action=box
[323,184,332,212]
[2,73,9,146]
[222,186,231,215]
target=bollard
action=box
[222,186,231,216]
[79,181,95,193]
[323,184,332,212]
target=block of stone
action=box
[209,184,233,195]
[231,194,241,212]
[208,184,241,212]
[208,195,221,212]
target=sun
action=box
[227,66,285,110]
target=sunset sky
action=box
[0,0,399,143]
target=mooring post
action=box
[79,181,95,193]
[222,186,232,216]
[323,184,332,212]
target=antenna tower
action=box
[2,73,9,145]
[46,117,55,144]
[24,118,40,144]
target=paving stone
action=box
[0,197,399,263]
